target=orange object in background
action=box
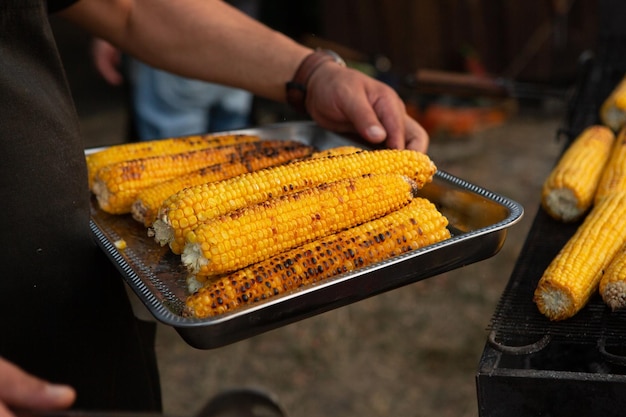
[406,100,514,137]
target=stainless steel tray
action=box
[89,121,524,349]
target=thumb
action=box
[0,359,76,413]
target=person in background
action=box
[0,1,428,416]
[93,0,260,140]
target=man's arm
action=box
[60,0,309,102]
[59,0,428,151]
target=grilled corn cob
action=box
[534,192,626,321]
[154,149,436,254]
[595,126,626,204]
[541,125,615,222]
[599,242,626,311]
[600,74,626,131]
[184,197,451,318]
[86,133,259,188]
[587,126,626,311]
[309,146,363,158]
[93,140,291,214]
[182,173,419,276]
[131,141,314,225]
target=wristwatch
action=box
[286,49,346,114]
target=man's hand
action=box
[92,38,124,86]
[0,358,75,417]
[305,63,429,153]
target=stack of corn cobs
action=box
[87,134,451,318]
[534,73,626,321]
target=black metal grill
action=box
[477,1,626,416]
[487,18,626,350]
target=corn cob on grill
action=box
[595,128,626,311]
[184,197,451,318]
[534,192,626,321]
[600,74,626,132]
[182,173,420,276]
[154,149,436,254]
[93,140,295,214]
[131,141,314,225]
[599,242,626,311]
[541,125,615,222]
[595,126,626,204]
[86,133,259,188]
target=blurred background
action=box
[50,1,604,416]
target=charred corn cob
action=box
[182,173,419,276]
[600,74,626,131]
[131,141,314,226]
[154,149,436,254]
[541,125,615,222]
[184,197,451,318]
[595,126,626,204]
[599,242,626,311]
[534,192,626,321]
[93,140,291,214]
[309,146,363,158]
[86,133,259,188]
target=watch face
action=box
[323,49,347,67]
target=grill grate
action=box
[487,32,626,351]
[478,5,626,416]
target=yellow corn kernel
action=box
[113,239,127,250]
[131,141,314,226]
[184,197,451,318]
[534,192,626,321]
[600,74,626,131]
[92,140,290,214]
[595,126,626,204]
[599,243,626,311]
[541,125,615,222]
[181,173,419,276]
[153,149,436,254]
[86,133,259,188]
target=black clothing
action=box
[47,0,79,13]
[0,0,161,411]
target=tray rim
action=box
[90,168,524,329]
[87,121,525,347]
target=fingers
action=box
[91,39,124,85]
[339,87,430,153]
[399,114,429,153]
[340,91,390,146]
[0,358,76,417]
[306,65,429,152]
[0,401,14,417]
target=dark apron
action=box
[0,0,161,411]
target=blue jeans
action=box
[128,59,254,140]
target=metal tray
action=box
[89,121,524,349]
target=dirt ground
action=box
[78,99,564,417]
